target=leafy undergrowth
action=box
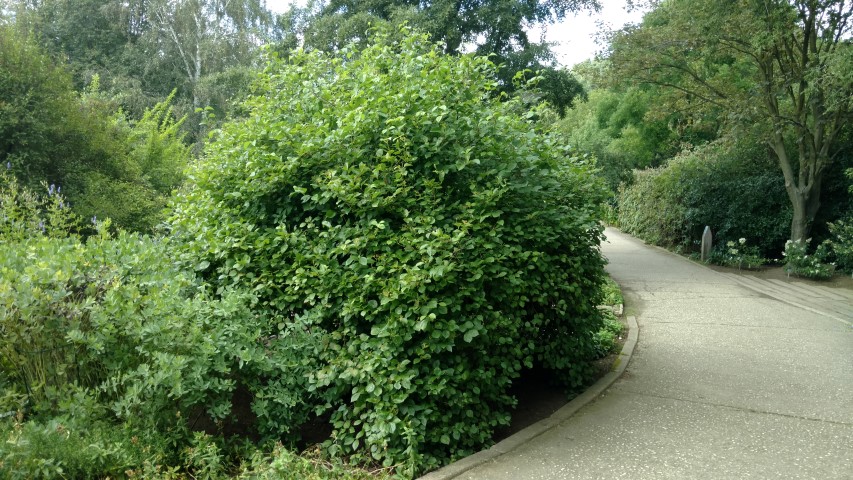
[0,414,391,480]
[600,276,624,307]
[478,275,627,449]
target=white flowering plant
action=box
[822,218,853,275]
[709,237,765,269]
[783,238,835,279]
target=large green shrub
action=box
[169,29,608,475]
[618,138,791,256]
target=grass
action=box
[601,276,623,306]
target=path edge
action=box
[418,314,639,480]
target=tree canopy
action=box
[5,0,278,136]
[294,0,599,113]
[608,0,853,241]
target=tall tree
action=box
[7,0,277,125]
[295,0,599,113]
[304,0,596,54]
[608,0,853,241]
[144,0,275,109]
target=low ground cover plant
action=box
[601,276,624,306]
[783,238,835,279]
[592,311,623,357]
[169,29,609,475]
[708,237,766,270]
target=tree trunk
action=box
[784,176,822,243]
[789,196,809,243]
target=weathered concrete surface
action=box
[428,227,853,480]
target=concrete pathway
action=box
[449,228,853,479]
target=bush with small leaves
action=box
[0,174,300,477]
[169,28,608,475]
[0,223,275,431]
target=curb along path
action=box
[423,227,853,480]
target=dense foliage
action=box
[608,0,853,241]
[0,27,190,232]
[169,30,608,474]
[557,86,690,191]
[291,0,595,115]
[617,138,791,256]
[0,167,396,479]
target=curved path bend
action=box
[448,227,853,479]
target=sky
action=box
[264,0,650,68]
[529,0,648,67]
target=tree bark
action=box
[770,133,824,242]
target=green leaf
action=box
[463,329,479,343]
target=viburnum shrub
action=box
[169,28,608,476]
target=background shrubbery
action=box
[169,30,609,475]
[617,138,791,257]
[0,27,190,233]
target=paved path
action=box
[455,228,853,479]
